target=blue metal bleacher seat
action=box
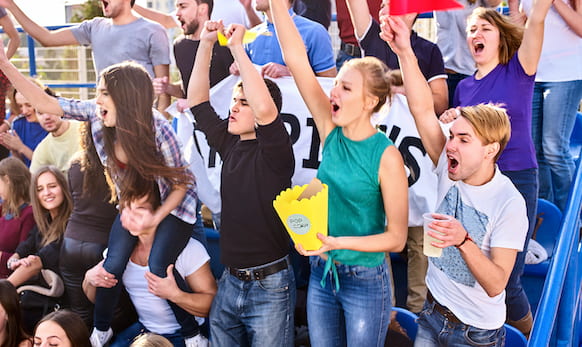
[504,324,528,346]
[393,307,419,341]
[570,111,582,163]
[522,199,563,313]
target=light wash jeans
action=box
[532,80,582,210]
[307,256,392,347]
[415,300,506,347]
[209,257,296,347]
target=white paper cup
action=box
[422,213,452,257]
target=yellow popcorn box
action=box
[273,178,328,251]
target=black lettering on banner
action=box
[380,125,426,187]
[303,117,321,169]
[282,113,300,144]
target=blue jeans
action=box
[110,321,185,347]
[415,300,506,346]
[209,257,296,347]
[532,80,582,210]
[502,168,538,321]
[307,256,392,347]
[94,213,196,336]
[191,201,208,248]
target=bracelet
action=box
[3,119,11,129]
[455,232,473,248]
[6,258,17,270]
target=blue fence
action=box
[528,157,582,346]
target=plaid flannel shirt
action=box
[58,97,198,224]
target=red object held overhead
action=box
[389,0,464,16]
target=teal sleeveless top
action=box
[316,127,393,288]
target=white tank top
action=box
[523,0,582,81]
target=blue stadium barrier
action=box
[528,156,582,346]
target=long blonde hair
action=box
[30,166,72,247]
[0,157,31,218]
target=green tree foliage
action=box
[70,0,103,22]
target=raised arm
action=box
[382,16,444,165]
[0,41,63,116]
[518,0,553,75]
[226,24,278,125]
[345,0,373,39]
[239,0,262,27]
[187,21,219,107]
[133,4,178,29]
[0,14,21,59]
[0,0,78,47]
[269,0,334,142]
[553,0,582,37]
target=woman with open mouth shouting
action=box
[0,45,199,347]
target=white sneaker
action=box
[185,334,209,347]
[90,327,113,347]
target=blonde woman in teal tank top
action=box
[271,1,409,345]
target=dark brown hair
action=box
[30,166,72,247]
[0,280,31,347]
[99,62,192,204]
[35,310,90,347]
[0,157,31,218]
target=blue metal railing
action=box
[529,157,582,346]
[15,25,98,89]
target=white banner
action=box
[187,73,436,226]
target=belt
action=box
[229,258,288,281]
[427,291,462,324]
[340,42,362,57]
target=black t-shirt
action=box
[190,101,294,268]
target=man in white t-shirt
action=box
[83,192,217,347]
[383,15,528,346]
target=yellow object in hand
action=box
[217,30,271,46]
[273,178,328,251]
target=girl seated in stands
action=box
[0,279,32,347]
[6,166,72,332]
[0,157,35,279]
[34,310,91,347]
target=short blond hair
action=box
[459,103,511,162]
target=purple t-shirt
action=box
[454,53,537,171]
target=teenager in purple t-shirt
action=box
[443,3,552,337]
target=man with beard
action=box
[135,0,233,110]
[0,0,171,113]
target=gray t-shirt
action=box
[70,17,170,77]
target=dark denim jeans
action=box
[415,300,506,346]
[209,257,296,347]
[94,213,197,337]
[109,321,185,347]
[502,168,538,321]
[307,256,392,347]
